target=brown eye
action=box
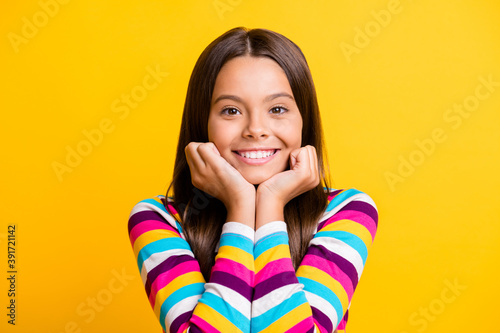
[270,106,288,114]
[221,107,241,115]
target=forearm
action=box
[193,222,255,332]
[252,221,312,332]
[226,194,256,229]
[129,197,255,333]
[255,190,285,230]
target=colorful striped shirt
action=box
[128,188,378,332]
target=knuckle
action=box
[185,142,198,154]
[191,176,200,187]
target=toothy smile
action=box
[235,149,278,159]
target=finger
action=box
[210,142,221,156]
[185,142,205,169]
[302,146,313,179]
[307,145,320,185]
[297,146,313,181]
[197,142,226,171]
[307,145,316,176]
[290,147,306,170]
[289,149,298,169]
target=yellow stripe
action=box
[133,228,179,256]
[296,265,348,311]
[193,302,244,333]
[215,245,254,271]
[255,244,291,273]
[153,271,204,317]
[320,219,373,247]
[152,197,163,204]
[260,302,311,333]
[149,196,183,224]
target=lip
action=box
[232,149,280,165]
[234,147,278,152]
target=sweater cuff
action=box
[255,221,287,243]
[223,221,255,241]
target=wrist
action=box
[226,194,256,228]
[256,185,286,206]
[255,190,285,230]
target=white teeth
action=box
[239,150,275,159]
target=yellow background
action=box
[1,0,499,332]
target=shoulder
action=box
[323,188,377,216]
[128,195,183,233]
[320,188,378,227]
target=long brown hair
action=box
[167,27,330,280]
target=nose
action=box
[243,113,270,139]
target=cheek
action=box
[293,120,303,147]
[208,122,237,152]
[207,117,216,142]
[273,120,302,148]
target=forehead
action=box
[212,56,293,99]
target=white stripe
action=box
[131,200,179,230]
[222,222,255,241]
[319,192,377,224]
[140,249,195,284]
[252,283,303,317]
[255,221,287,243]
[303,290,338,328]
[204,284,252,319]
[165,295,201,329]
[309,236,364,279]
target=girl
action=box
[128,27,378,333]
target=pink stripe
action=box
[211,258,254,286]
[328,189,342,197]
[165,202,179,215]
[189,315,220,333]
[284,317,313,333]
[323,210,376,241]
[327,189,346,201]
[148,261,201,307]
[130,220,178,245]
[300,254,354,297]
[314,321,328,333]
[255,258,294,282]
[256,256,294,280]
[337,317,347,330]
[176,322,190,333]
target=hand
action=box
[257,145,320,207]
[185,142,255,212]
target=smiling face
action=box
[208,55,303,185]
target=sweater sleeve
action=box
[251,189,378,333]
[128,196,255,333]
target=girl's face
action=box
[208,55,303,185]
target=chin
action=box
[241,172,273,186]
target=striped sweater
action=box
[128,188,378,332]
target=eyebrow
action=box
[212,92,295,105]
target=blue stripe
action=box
[220,233,254,255]
[325,189,362,213]
[141,197,168,213]
[198,291,250,327]
[314,230,368,264]
[174,220,183,234]
[137,237,191,270]
[159,282,205,329]
[254,232,289,259]
[298,276,343,321]
[141,197,184,233]
[251,292,308,331]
